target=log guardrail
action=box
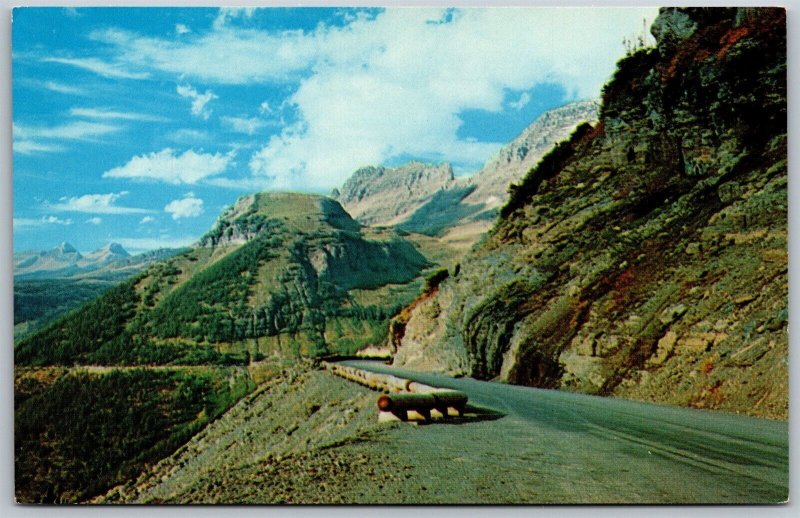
[322,362,468,422]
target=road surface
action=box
[343,360,789,503]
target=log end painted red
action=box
[377,395,392,411]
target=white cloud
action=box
[14,140,65,155]
[49,192,152,214]
[167,128,212,144]
[41,56,150,79]
[508,92,531,111]
[213,7,257,30]
[139,216,155,224]
[103,148,234,184]
[69,107,166,122]
[88,25,317,84]
[176,24,191,35]
[13,215,73,229]
[204,176,266,191]
[14,121,122,141]
[221,116,267,135]
[165,193,204,220]
[176,84,218,120]
[86,217,103,225]
[44,215,73,224]
[82,7,659,190]
[14,121,121,155]
[44,81,85,95]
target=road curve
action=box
[342,360,788,503]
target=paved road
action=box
[343,360,789,503]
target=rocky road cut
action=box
[342,360,788,503]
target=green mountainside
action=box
[391,7,787,419]
[16,192,436,367]
[13,246,184,340]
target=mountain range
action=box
[15,192,447,366]
[13,241,180,280]
[335,100,599,248]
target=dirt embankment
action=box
[95,363,589,504]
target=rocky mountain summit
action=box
[391,7,787,419]
[14,242,83,275]
[15,241,130,277]
[463,100,599,211]
[85,242,130,263]
[14,241,179,280]
[334,162,456,226]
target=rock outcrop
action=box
[391,7,787,419]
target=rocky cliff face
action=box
[334,162,456,226]
[392,7,787,419]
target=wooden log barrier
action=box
[377,393,436,421]
[407,381,443,394]
[382,375,413,393]
[326,363,412,393]
[431,390,468,417]
[324,363,468,421]
[377,391,468,421]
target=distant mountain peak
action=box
[333,101,598,247]
[100,242,130,257]
[56,242,78,254]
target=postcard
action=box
[11,6,787,504]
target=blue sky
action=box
[12,6,656,254]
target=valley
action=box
[13,244,184,340]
